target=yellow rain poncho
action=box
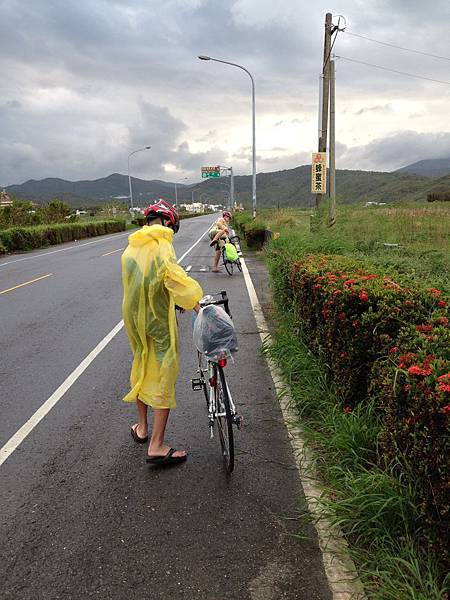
[121,225,203,409]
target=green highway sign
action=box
[201,172,220,178]
[201,166,221,178]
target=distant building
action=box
[0,189,12,207]
[181,202,205,213]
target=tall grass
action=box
[255,203,450,293]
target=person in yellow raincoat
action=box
[121,200,203,465]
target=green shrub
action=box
[0,220,125,252]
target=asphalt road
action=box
[0,215,331,599]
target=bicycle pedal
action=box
[191,378,203,391]
[234,415,243,430]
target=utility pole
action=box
[316,12,332,209]
[329,59,336,226]
[230,167,234,210]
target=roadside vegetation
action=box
[0,198,126,254]
[234,203,449,599]
[0,196,213,255]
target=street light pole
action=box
[198,55,256,217]
[219,165,234,211]
[127,146,151,211]
[174,176,188,208]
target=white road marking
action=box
[239,255,365,599]
[102,247,125,257]
[0,221,214,467]
[0,230,132,268]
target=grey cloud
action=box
[355,104,392,116]
[0,0,448,185]
[337,131,450,172]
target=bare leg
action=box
[132,397,148,439]
[212,248,221,272]
[148,408,186,458]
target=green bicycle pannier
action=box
[224,242,239,262]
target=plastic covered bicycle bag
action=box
[193,305,238,361]
[224,242,239,262]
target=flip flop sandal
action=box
[146,448,187,465]
[131,424,148,444]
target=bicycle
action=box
[221,235,243,276]
[191,291,242,473]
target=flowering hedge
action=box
[372,319,449,562]
[269,250,449,565]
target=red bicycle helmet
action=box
[222,211,232,219]
[144,199,180,233]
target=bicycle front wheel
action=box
[222,249,234,276]
[236,258,242,272]
[215,365,234,473]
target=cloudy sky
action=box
[1,0,449,186]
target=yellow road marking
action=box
[102,247,125,257]
[0,273,53,296]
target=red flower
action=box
[389,347,398,354]
[408,364,432,376]
[333,289,343,295]
[361,274,378,281]
[436,316,449,327]
[442,405,450,414]
[408,365,424,376]
[339,351,349,359]
[404,300,413,306]
[416,324,433,333]
[359,291,369,302]
[398,352,417,368]
[437,300,447,308]
[344,406,352,413]
[344,279,358,287]
[314,284,322,290]
[437,374,450,393]
[427,287,441,298]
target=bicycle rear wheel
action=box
[215,365,234,473]
[222,249,234,276]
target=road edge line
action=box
[0,221,214,468]
[239,254,366,600]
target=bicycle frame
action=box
[196,356,237,439]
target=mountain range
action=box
[5,158,450,209]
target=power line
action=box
[334,54,450,86]
[343,31,450,62]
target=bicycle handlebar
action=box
[199,290,232,318]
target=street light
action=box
[128,146,151,211]
[198,55,256,217]
[174,176,188,208]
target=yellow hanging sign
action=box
[311,152,327,194]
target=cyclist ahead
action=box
[121,200,202,466]
[208,210,232,273]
